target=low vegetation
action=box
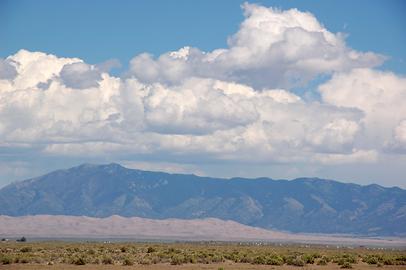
[0,241,405,268]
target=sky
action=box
[0,0,405,188]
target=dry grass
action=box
[0,241,405,269]
[1,263,406,269]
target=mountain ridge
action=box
[0,163,405,236]
[7,162,401,190]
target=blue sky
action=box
[1,0,405,73]
[0,1,406,188]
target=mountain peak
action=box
[76,163,98,169]
[103,162,125,169]
[72,162,126,171]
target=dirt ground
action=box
[1,263,406,270]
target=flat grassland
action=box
[1,242,405,269]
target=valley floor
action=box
[1,242,405,269]
[1,263,406,270]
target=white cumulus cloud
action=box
[0,3,405,187]
[128,3,384,88]
[319,68,406,153]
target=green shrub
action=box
[171,254,185,265]
[123,257,133,266]
[383,257,394,265]
[20,247,32,253]
[33,257,43,264]
[211,255,224,263]
[1,256,12,265]
[341,261,353,268]
[293,257,305,267]
[317,256,329,265]
[72,257,86,265]
[147,246,157,253]
[334,253,357,266]
[395,255,406,265]
[253,255,266,264]
[239,255,252,263]
[179,253,195,264]
[150,256,161,264]
[102,256,113,264]
[286,255,305,266]
[266,254,284,265]
[20,257,29,264]
[139,258,152,265]
[343,254,357,264]
[363,255,379,264]
[302,254,316,264]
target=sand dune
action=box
[0,215,405,247]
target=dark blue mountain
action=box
[0,163,405,236]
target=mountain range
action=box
[0,163,405,236]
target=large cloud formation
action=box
[0,4,404,186]
[129,4,384,88]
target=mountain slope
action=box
[0,163,405,236]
